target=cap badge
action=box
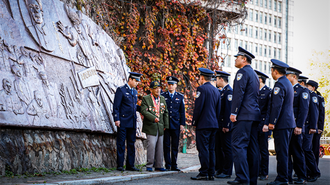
[169,77,172,80]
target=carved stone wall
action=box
[0,0,147,174]
[0,128,146,175]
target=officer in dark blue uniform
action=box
[228,47,260,185]
[313,82,325,168]
[191,68,221,181]
[214,71,233,179]
[304,80,321,182]
[113,72,142,171]
[263,59,295,185]
[254,70,272,181]
[286,67,309,184]
[162,76,185,171]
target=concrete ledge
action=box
[23,165,201,185]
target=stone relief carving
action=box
[0,0,146,138]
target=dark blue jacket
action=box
[268,75,295,129]
[219,84,233,130]
[258,85,271,132]
[305,91,319,131]
[317,95,325,132]
[112,84,138,128]
[292,83,310,129]
[192,82,221,130]
[231,65,260,121]
[161,91,186,130]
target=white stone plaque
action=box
[78,66,100,88]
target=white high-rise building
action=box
[219,0,294,88]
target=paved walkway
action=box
[0,149,200,185]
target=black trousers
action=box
[163,129,180,169]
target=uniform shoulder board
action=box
[177,92,184,97]
[119,85,126,89]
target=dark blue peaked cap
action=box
[166,76,179,84]
[254,70,269,78]
[270,59,289,69]
[215,70,230,77]
[129,72,142,81]
[234,46,255,61]
[298,75,309,81]
[286,67,302,75]
[199,68,214,77]
[307,80,319,89]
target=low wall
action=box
[0,128,146,175]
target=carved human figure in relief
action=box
[27,90,49,126]
[24,0,54,52]
[0,78,24,114]
[57,4,93,67]
[1,40,15,72]
[39,71,59,118]
[17,47,38,78]
[12,64,32,107]
[86,87,106,131]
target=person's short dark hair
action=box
[272,67,286,75]
[203,75,212,81]
[242,55,252,64]
[300,80,307,85]
[219,76,228,83]
[259,76,266,84]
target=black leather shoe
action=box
[171,167,181,171]
[227,180,249,185]
[292,177,298,181]
[216,173,231,178]
[307,176,318,182]
[294,178,306,184]
[117,167,124,171]
[126,167,140,171]
[191,174,208,180]
[209,176,214,180]
[267,181,289,185]
[259,175,268,180]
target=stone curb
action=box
[22,165,201,185]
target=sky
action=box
[292,0,330,76]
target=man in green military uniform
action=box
[141,81,169,172]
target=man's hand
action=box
[230,115,237,123]
[222,128,229,133]
[309,129,316,134]
[180,125,184,131]
[262,125,269,132]
[294,127,302,135]
[155,117,160,123]
[268,124,275,130]
[115,121,120,127]
[318,130,323,134]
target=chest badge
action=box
[313,97,318,103]
[196,91,201,98]
[228,95,232,101]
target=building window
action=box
[269,47,272,58]
[264,30,267,40]
[240,40,243,48]
[278,17,282,28]
[278,33,281,44]
[251,0,253,4]
[274,0,277,11]
[245,25,248,36]
[269,31,272,42]
[226,56,231,67]
[259,61,263,71]
[264,14,267,25]
[260,0,263,7]
[255,43,258,54]
[260,28,263,39]
[256,0,259,6]
[235,25,239,34]
[264,46,267,57]
[278,49,281,60]
[264,62,267,72]
[255,27,258,38]
[245,41,248,49]
[255,11,259,22]
[260,12,263,23]
[235,39,238,51]
[274,16,277,27]
[259,45,262,56]
[240,25,243,35]
[269,16,272,24]
[249,42,252,51]
[269,0,272,9]
[279,2,282,13]
[274,48,277,58]
[250,9,253,21]
[249,26,253,37]
[265,0,267,8]
[274,32,277,43]
[227,24,231,33]
[268,62,271,74]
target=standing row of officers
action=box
[111,46,325,185]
